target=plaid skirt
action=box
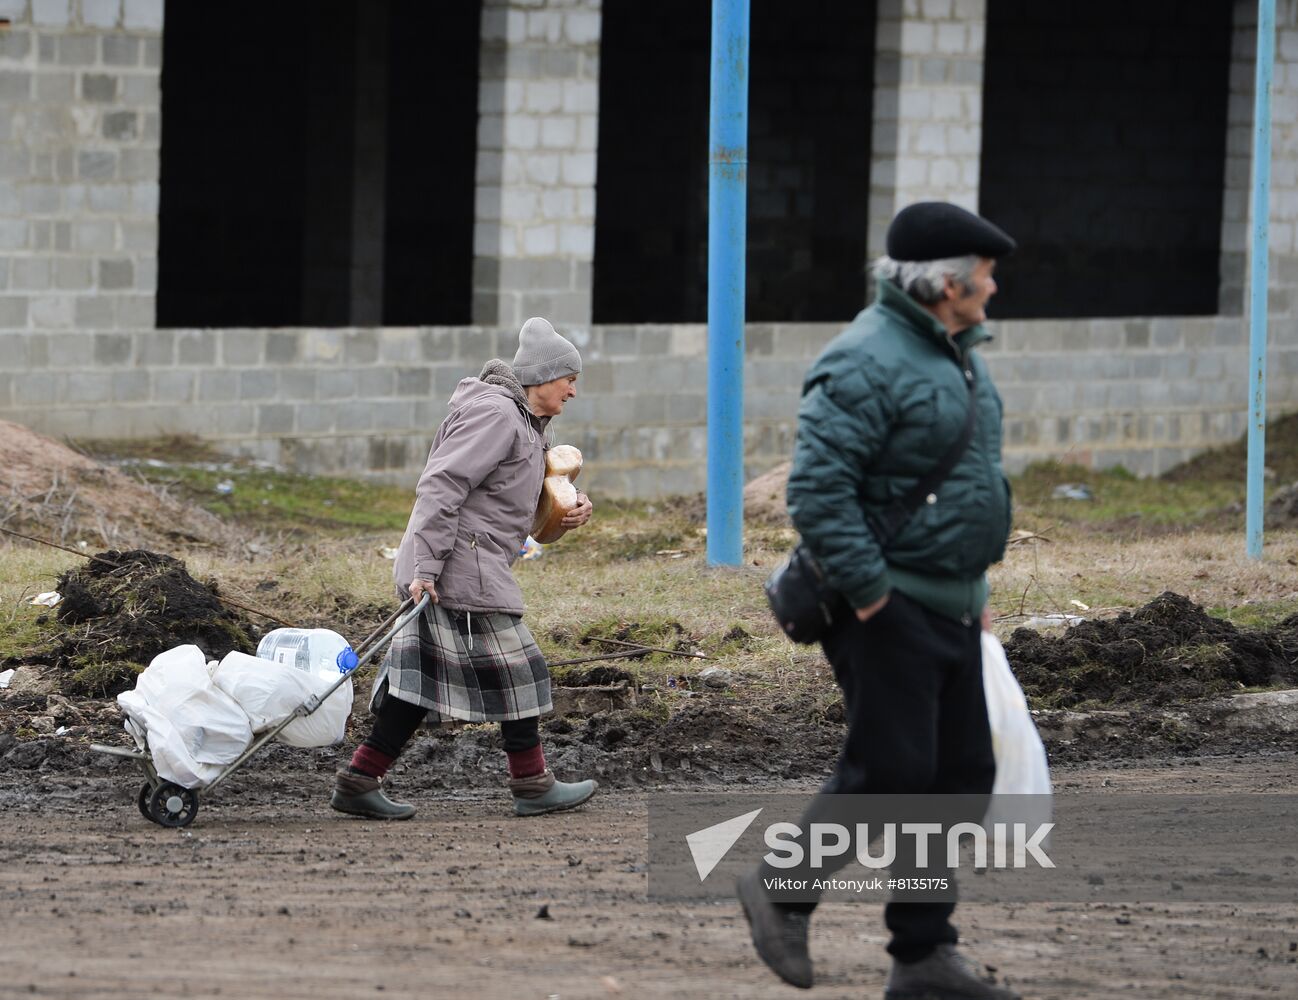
[368,601,552,722]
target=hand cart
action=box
[91,594,430,829]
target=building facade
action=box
[0,0,1295,495]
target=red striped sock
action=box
[506,743,546,779]
[350,744,394,779]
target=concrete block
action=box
[118,147,157,181]
[30,294,75,328]
[57,32,96,64]
[88,184,129,213]
[13,371,59,407]
[74,294,114,327]
[81,0,122,29]
[372,400,415,431]
[35,70,74,101]
[46,331,91,367]
[317,369,357,399]
[116,294,153,327]
[151,369,193,403]
[343,329,379,364]
[73,221,115,251]
[396,367,431,396]
[122,0,162,30]
[81,72,117,101]
[177,330,215,365]
[33,0,71,27]
[277,370,315,401]
[356,367,394,396]
[239,369,277,400]
[222,329,263,365]
[98,257,133,289]
[0,27,31,60]
[197,369,238,402]
[334,402,372,433]
[65,371,113,404]
[13,257,51,291]
[112,368,148,401]
[265,330,298,363]
[93,331,131,364]
[257,403,294,434]
[377,328,420,363]
[54,257,92,290]
[295,403,336,434]
[101,34,139,66]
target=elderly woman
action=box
[331,317,595,820]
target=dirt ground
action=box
[0,752,1296,1000]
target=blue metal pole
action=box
[706,0,750,567]
[1246,0,1274,560]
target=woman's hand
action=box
[561,492,593,529]
[409,578,439,604]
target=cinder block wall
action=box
[1,0,1296,499]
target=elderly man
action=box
[738,203,1021,999]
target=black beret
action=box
[886,202,1016,261]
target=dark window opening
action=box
[979,0,1232,319]
[593,1,874,323]
[157,0,480,328]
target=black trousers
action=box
[763,590,995,963]
[363,695,541,758]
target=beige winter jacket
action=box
[393,376,548,616]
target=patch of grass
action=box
[1207,600,1298,629]
[66,659,142,697]
[1011,460,1248,528]
[79,437,413,537]
[0,547,76,665]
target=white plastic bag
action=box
[981,630,1051,797]
[211,650,352,748]
[117,644,254,788]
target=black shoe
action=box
[736,871,813,989]
[885,944,1021,999]
[330,769,416,820]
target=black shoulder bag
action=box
[764,364,978,644]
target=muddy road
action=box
[2,753,1296,1000]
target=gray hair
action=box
[872,254,978,305]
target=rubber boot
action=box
[509,768,597,816]
[736,870,814,989]
[885,944,1021,1000]
[330,769,417,820]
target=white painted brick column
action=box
[868,0,986,262]
[473,0,600,331]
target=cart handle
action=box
[203,593,430,793]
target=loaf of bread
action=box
[531,445,583,544]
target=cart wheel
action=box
[148,782,199,828]
[136,782,153,821]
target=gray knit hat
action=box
[512,317,582,387]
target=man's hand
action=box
[981,606,993,632]
[561,492,593,529]
[409,578,439,604]
[854,592,890,623]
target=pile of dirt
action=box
[0,420,229,548]
[1004,591,1298,709]
[1161,411,1298,483]
[743,461,792,526]
[1268,480,1298,528]
[21,548,255,697]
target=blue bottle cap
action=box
[336,647,359,673]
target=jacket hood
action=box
[447,377,551,434]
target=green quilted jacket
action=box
[786,278,1013,623]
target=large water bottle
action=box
[255,628,359,680]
